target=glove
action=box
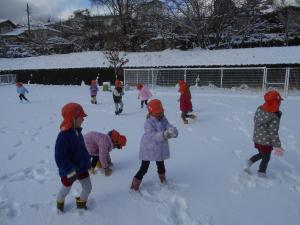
[274,147,284,156]
[67,171,77,183]
[163,130,172,139]
[167,127,178,138]
[104,167,112,176]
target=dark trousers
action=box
[90,155,99,168]
[134,160,165,180]
[249,150,271,173]
[181,111,193,121]
[141,100,148,108]
[19,94,28,101]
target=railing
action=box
[124,67,300,96]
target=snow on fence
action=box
[0,74,16,85]
[124,67,300,96]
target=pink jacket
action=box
[138,86,152,101]
[84,131,114,168]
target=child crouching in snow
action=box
[84,130,127,176]
[244,90,284,177]
[90,80,99,104]
[130,99,178,191]
[136,83,152,108]
[55,103,92,212]
[16,82,29,102]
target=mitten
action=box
[163,130,172,139]
[167,127,178,138]
[67,171,77,183]
[274,147,284,156]
[104,167,112,176]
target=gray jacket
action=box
[253,107,282,147]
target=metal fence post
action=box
[220,68,224,88]
[151,69,154,90]
[184,69,186,83]
[262,67,267,93]
[284,67,290,97]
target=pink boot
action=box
[130,177,142,191]
[158,173,166,184]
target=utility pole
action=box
[26,3,31,39]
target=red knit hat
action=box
[115,80,122,87]
[16,82,22,87]
[60,103,87,131]
[110,129,127,149]
[136,83,143,90]
[261,90,283,113]
[147,99,164,114]
[91,80,97,85]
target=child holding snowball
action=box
[130,99,178,191]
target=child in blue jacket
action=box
[55,103,92,212]
[16,82,29,102]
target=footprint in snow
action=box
[13,141,22,148]
[136,181,210,225]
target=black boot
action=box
[118,108,123,114]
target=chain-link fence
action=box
[124,67,300,96]
[0,74,16,85]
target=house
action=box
[0,19,17,34]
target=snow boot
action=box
[130,177,142,191]
[118,108,123,114]
[158,173,166,184]
[75,197,88,210]
[56,200,64,212]
[115,110,119,115]
[257,171,267,178]
[243,160,253,174]
[183,119,188,124]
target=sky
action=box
[0,0,298,24]
[0,0,101,23]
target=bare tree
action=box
[103,49,129,79]
[165,0,213,48]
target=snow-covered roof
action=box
[0,19,16,27]
[0,25,60,36]
[0,46,300,71]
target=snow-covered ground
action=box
[0,84,300,225]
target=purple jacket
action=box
[84,132,113,168]
[90,85,99,96]
[139,116,175,161]
[138,86,152,101]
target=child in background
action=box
[179,83,195,124]
[244,90,284,177]
[130,99,178,191]
[16,82,29,102]
[84,130,127,176]
[113,79,124,115]
[90,80,99,104]
[136,83,152,108]
[55,103,92,212]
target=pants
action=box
[181,111,193,122]
[19,94,28,101]
[134,160,165,180]
[115,100,123,112]
[57,172,92,202]
[249,148,272,173]
[141,100,148,108]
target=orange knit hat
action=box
[261,90,283,113]
[60,103,87,131]
[136,83,143,90]
[110,129,127,149]
[91,80,97,85]
[115,80,122,87]
[147,99,164,114]
[179,83,189,94]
